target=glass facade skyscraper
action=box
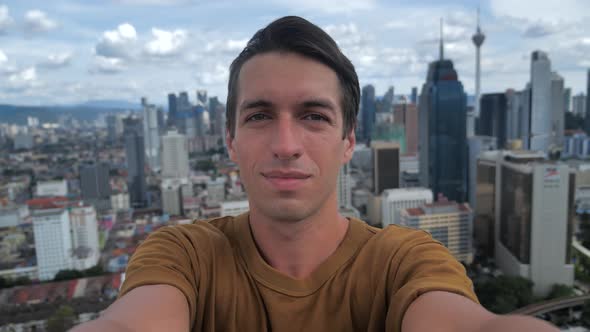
[123,117,148,208]
[419,59,468,203]
[361,84,376,142]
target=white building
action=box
[573,93,586,117]
[161,129,190,179]
[162,178,191,216]
[337,163,352,209]
[220,200,249,217]
[207,177,226,205]
[143,104,161,171]
[381,188,433,227]
[0,204,29,228]
[529,50,552,152]
[479,150,575,296]
[468,136,497,209]
[110,192,130,211]
[400,201,473,263]
[35,180,68,197]
[32,208,73,281]
[70,205,100,270]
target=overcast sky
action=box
[0,0,589,106]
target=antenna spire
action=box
[439,18,444,60]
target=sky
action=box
[0,0,589,107]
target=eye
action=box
[245,113,270,122]
[303,113,329,122]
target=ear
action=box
[226,128,238,163]
[342,128,355,164]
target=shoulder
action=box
[143,215,238,254]
[353,218,436,255]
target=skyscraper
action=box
[168,93,178,128]
[143,102,161,171]
[585,69,590,134]
[124,117,148,208]
[551,72,565,149]
[70,205,100,270]
[371,141,400,195]
[529,51,552,151]
[161,129,190,179]
[419,23,468,203]
[361,84,376,142]
[472,7,486,136]
[410,87,418,105]
[573,93,587,117]
[478,93,508,148]
[79,162,111,201]
[564,87,571,113]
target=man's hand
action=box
[402,291,558,332]
[70,284,190,332]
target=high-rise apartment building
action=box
[161,129,190,179]
[70,205,100,270]
[32,208,73,280]
[361,84,376,142]
[400,201,473,263]
[529,51,552,151]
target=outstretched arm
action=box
[401,291,558,332]
[71,284,190,332]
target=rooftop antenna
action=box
[439,18,444,61]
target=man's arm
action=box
[70,284,190,332]
[401,291,558,332]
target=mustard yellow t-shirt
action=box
[119,213,478,332]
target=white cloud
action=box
[204,39,247,55]
[195,63,228,85]
[0,5,14,33]
[0,49,7,64]
[324,23,369,50]
[113,0,190,5]
[91,56,126,74]
[7,67,41,91]
[38,52,73,69]
[144,28,188,57]
[491,0,589,23]
[24,10,58,33]
[271,0,376,14]
[95,23,137,59]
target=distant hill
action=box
[77,100,142,110]
[0,101,141,126]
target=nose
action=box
[270,115,303,161]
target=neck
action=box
[248,197,349,280]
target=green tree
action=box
[84,264,104,277]
[582,301,590,327]
[475,275,534,314]
[46,305,76,332]
[545,284,576,300]
[53,269,84,281]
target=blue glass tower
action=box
[419,23,468,202]
[361,84,376,142]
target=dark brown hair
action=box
[226,16,360,139]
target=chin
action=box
[257,200,319,223]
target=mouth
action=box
[261,170,312,191]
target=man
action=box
[73,16,557,332]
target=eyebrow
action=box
[301,98,337,116]
[238,97,338,116]
[239,99,274,113]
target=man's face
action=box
[227,52,355,222]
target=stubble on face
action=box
[228,52,354,224]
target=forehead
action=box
[237,52,342,105]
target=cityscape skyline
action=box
[0,0,589,106]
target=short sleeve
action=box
[386,230,479,332]
[118,226,200,326]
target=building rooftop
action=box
[404,201,471,217]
